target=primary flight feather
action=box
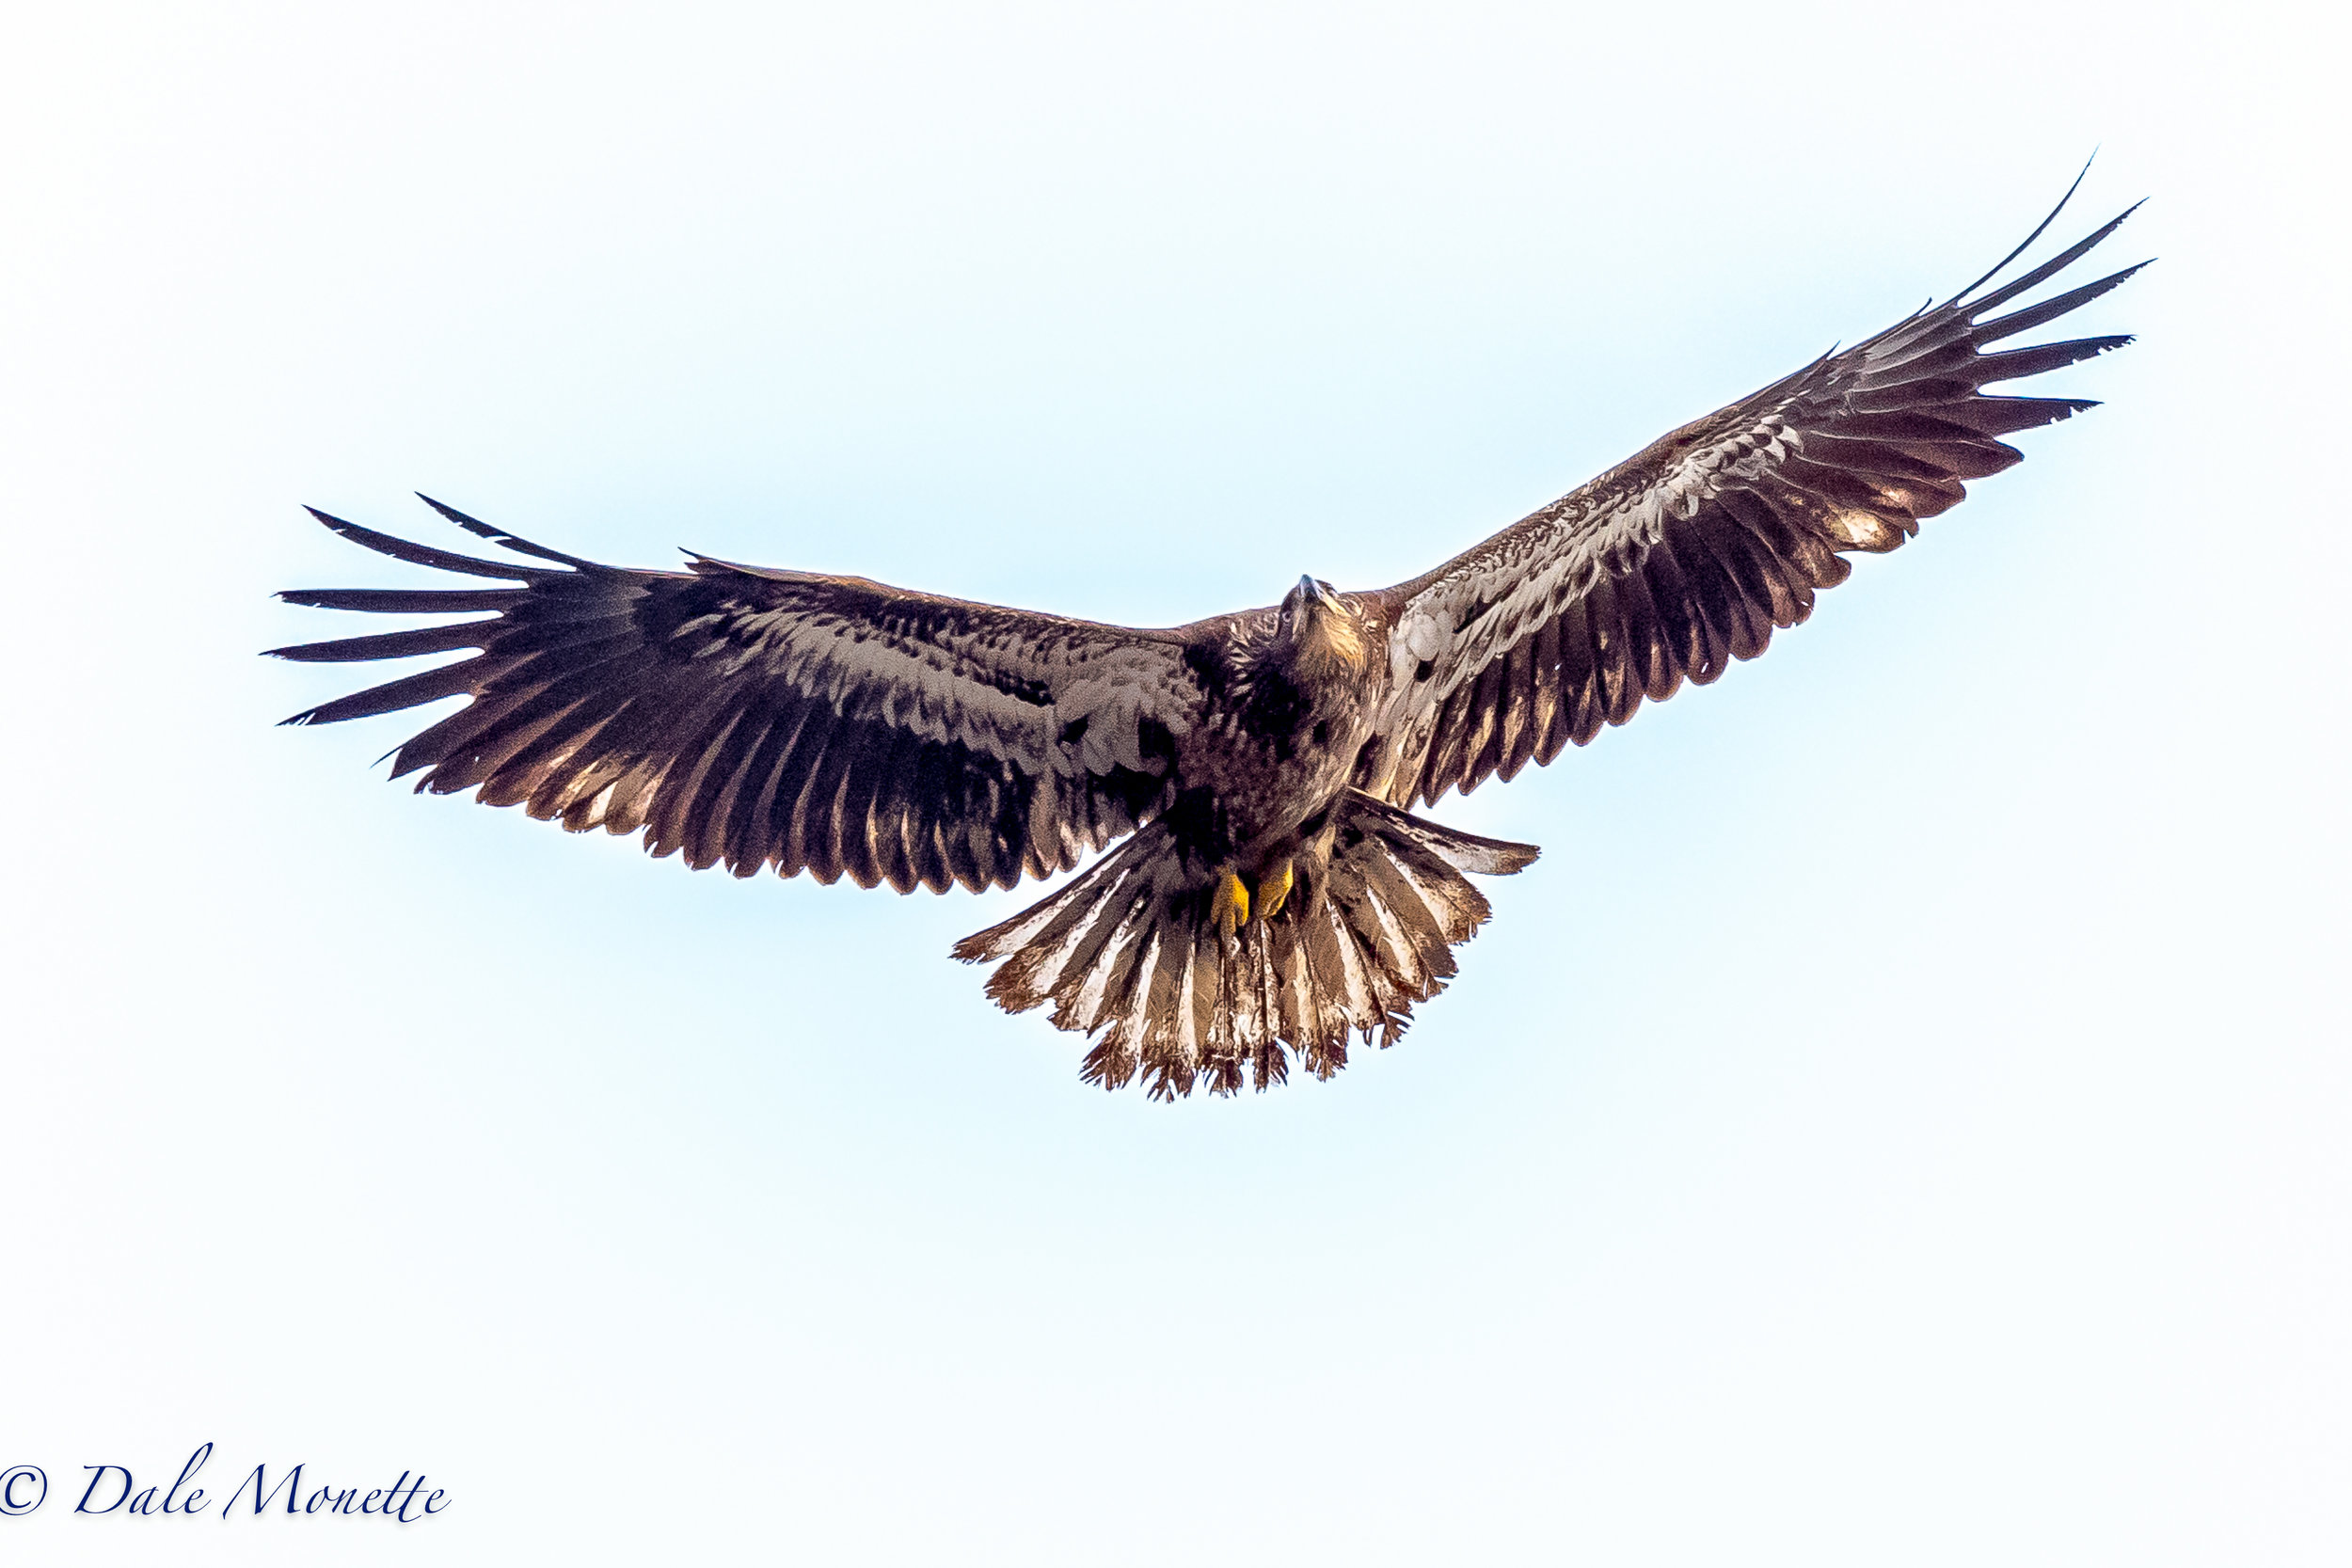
[274,182,2140,1099]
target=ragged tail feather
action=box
[952,791,1538,1099]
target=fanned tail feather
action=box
[952,791,1538,1099]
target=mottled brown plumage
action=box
[274,182,2139,1097]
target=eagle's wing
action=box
[1358,192,2142,809]
[272,499,1209,892]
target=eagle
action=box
[273,184,2138,1099]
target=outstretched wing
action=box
[272,499,1209,892]
[1359,186,2143,809]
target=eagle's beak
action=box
[1294,575,1342,611]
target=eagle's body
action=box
[1160,587,1383,887]
[276,184,2140,1097]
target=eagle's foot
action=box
[1255,858,1295,923]
[1211,871,1250,938]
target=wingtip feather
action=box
[1950,158,2097,302]
[414,493,600,568]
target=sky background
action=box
[3,2,2346,1562]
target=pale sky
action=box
[3,3,2346,1563]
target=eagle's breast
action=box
[1163,621,1388,873]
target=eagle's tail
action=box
[951,791,1538,1099]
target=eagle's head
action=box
[1277,575,1371,682]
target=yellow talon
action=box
[1213,871,1250,938]
[1256,859,1295,923]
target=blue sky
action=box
[4,2,2345,1563]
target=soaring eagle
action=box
[274,187,2138,1099]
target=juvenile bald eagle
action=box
[274,185,2138,1098]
